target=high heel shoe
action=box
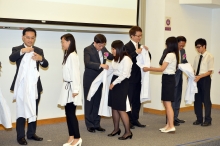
[118,132,133,140]
[70,138,82,146]
[63,139,74,146]
[161,127,176,133]
[108,129,121,137]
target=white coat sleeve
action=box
[69,54,80,94]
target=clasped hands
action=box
[22,47,43,61]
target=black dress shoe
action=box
[118,132,133,140]
[201,122,211,126]
[95,127,105,132]
[17,138,27,145]
[133,121,146,128]
[175,118,185,123]
[174,121,180,126]
[108,129,121,137]
[87,127,95,133]
[193,120,203,125]
[27,134,43,141]
[130,123,135,129]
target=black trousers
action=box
[194,76,212,123]
[127,82,141,123]
[172,76,183,120]
[84,84,102,128]
[65,102,80,138]
[16,92,40,140]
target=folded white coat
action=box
[13,52,39,123]
[87,65,131,117]
[0,88,12,128]
[136,48,151,103]
[178,63,198,104]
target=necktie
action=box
[98,50,103,64]
[196,55,203,75]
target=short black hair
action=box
[177,36,186,42]
[22,27,37,36]
[129,26,142,38]
[195,38,206,48]
[94,34,106,43]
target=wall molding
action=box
[1,104,220,130]
[0,115,84,130]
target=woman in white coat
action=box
[107,40,133,140]
[58,33,82,146]
[143,37,179,133]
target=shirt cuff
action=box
[20,49,24,55]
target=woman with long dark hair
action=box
[143,37,179,133]
[58,33,82,146]
[107,40,133,140]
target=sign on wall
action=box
[165,17,171,31]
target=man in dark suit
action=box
[124,26,151,129]
[159,36,187,126]
[9,27,48,145]
[83,34,113,133]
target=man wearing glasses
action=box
[9,27,48,145]
[124,26,151,129]
[193,38,214,127]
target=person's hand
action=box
[72,93,78,97]
[142,45,149,50]
[32,52,43,61]
[194,76,201,82]
[109,84,114,90]
[100,64,109,70]
[136,48,142,54]
[21,47,34,53]
[143,67,150,72]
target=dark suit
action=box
[83,43,113,128]
[159,48,187,120]
[9,44,48,140]
[124,41,151,124]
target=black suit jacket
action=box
[124,41,151,83]
[83,43,113,88]
[159,48,188,86]
[9,44,49,92]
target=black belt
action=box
[64,81,72,103]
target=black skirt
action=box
[108,75,129,111]
[161,74,175,101]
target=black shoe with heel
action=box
[108,129,121,137]
[118,132,133,140]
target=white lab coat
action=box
[13,52,39,123]
[178,63,198,104]
[136,49,151,102]
[0,88,12,128]
[87,63,131,117]
[58,52,82,106]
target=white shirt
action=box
[58,52,82,106]
[131,40,144,50]
[111,56,133,85]
[163,53,177,74]
[62,52,80,93]
[193,51,214,75]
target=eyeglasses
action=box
[195,45,202,49]
[135,35,142,38]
